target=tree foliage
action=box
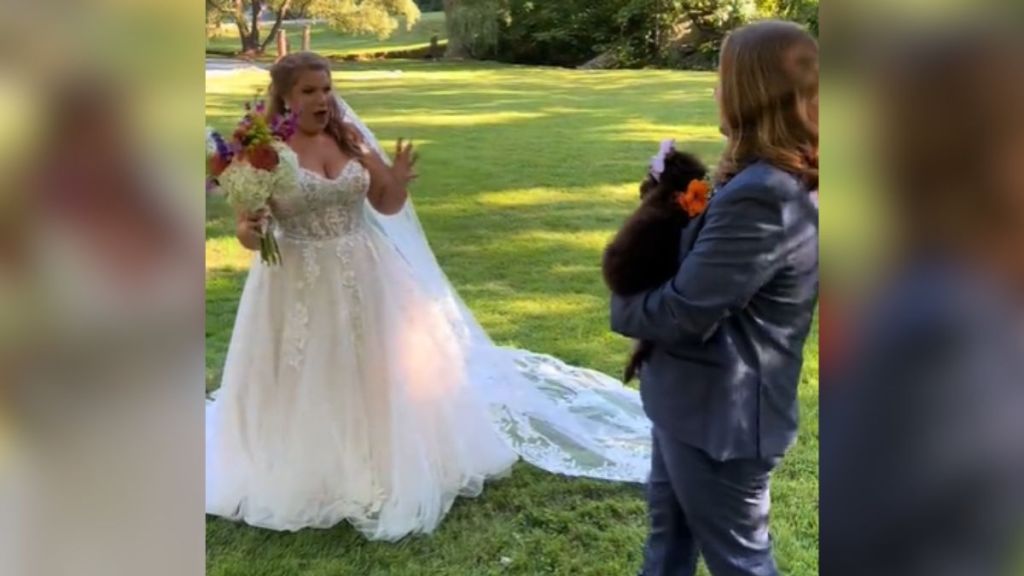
[207,0,421,53]
[441,0,815,68]
[307,0,421,40]
[443,0,506,58]
[204,0,294,54]
[413,0,444,11]
[756,0,817,34]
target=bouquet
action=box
[206,98,298,265]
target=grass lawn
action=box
[206,12,446,58]
[205,60,819,576]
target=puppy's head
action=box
[640,150,709,204]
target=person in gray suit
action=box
[610,21,819,576]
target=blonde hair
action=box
[715,20,818,189]
[267,52,365,157]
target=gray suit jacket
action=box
[821,260,1024,575]
[610,161,818,460]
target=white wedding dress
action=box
[206,96,652,540]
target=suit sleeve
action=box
[610,183,787,344]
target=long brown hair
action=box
[715,20,818,189]
[267,52,365,157]
[878,29,1024,259]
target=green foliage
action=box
[308,0,422,39]
[490,0,622,66]
[207,0,423,52]
[414,0,444,10]
[445,0,507,58]
[757,0,818,35]
[784,0,818,36]
[212,0,814,63]
[439,0,813,69]
[444,0,763,69]
[206,1,225,27]
[679,0,758,31]
[206,13,446,58]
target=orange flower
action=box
[208,153,231,178]
[246,143,280,171]
[676,179,710,217]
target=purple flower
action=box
[270,110,298,141]
[211,131,233,161]
[649,139,675,182]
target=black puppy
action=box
[602,146,709,382]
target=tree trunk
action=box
[302,25,311,51]
[276,29,288,61]
[261,0,293,53]
[233,0,257,54]
[247,0,263,52]
[442,0,471,59]
[429,35,441,60]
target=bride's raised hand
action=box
[391,138,419,189]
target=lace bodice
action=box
[272,161,371,241]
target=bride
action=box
[205,52,651,541]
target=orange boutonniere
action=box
[676,179,711,217]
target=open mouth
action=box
[313,110,328,122]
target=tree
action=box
[307,0,421,40]
[414,0,444,10]
[207,0,421,55]
[205,0,292,54]
[292,0,317,18]
[680,0,757,40]
[438,0,790,69]
[489,0,756,69]
[756,0,818,35]
[443,0,506,59]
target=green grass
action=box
[206,60,819,576]
[206,12,446,58]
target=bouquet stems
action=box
[258,218,283,266]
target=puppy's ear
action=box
[660,152,708,192]
[639,176,657,199]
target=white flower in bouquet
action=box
[219,142,298,209]
[219,161,273,210]
[207,98,299,265]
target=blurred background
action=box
[820,2,1024,575]
[0,1,205,576]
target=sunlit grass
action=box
[205,59,818,576]
[476,186,633,208]
[364,111,550,127]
